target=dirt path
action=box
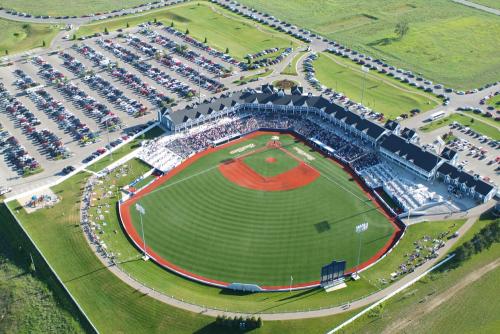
[381,257,500,334]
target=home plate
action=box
[325,282,347,293]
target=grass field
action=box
[487,94,500,109]
[314,53,438,119]
[419,112,500,140]
[0,19,60,55]
[77,2,297,61]
[238,0,500,89]
[85,126,164,172]
[470,0,500,10]
[233,69,273,85]
[343,214,500,334]
[0,0,151,17]
[126,133,395,286]
[281,51,306,76]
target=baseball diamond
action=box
[120,131,401,289]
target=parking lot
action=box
[0,20,297,195]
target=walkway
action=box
[451,0,500,15]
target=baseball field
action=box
[120,131,399,288]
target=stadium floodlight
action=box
[135,203,149,261]
[354,222,368,279]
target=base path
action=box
[219,158,320,191]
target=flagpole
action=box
[289,275,293,293]
[136,203,148,261]
[356,227,362,276]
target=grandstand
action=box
[154,86,497,209]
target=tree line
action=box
[454,219,499,263]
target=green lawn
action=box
[85,126,164,172]
[0,0,151,17]
[238,0,500,90]
[419,112,500,140]
[314,53,438,119]
[487,94,500,109]
[0,19,60,55]
[470,0,500,10]
[127,133,394,286]
[78,2,297,61]
[281,51,306,76]
[342,214,500,334]
[233,69,273,85]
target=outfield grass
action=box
[77,2,297,61]
[314,53,438,119]
[419,112,500,140]
[0,19,60,55]
[342,215,500,334]
[0,0,151,17]
[127,133,395,286]
[238,0,500,89]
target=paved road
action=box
[452,0,500,15]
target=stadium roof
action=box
[379,133,442,172]
[437,162,495,196]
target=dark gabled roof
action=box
[384,119,399,131]
[437,162,495,196]
[440,147,458,161]
[291,86,304,95]
[356,118,386,140]
[261,84,274,94]
[400,127,417,140]
[380,134,441,172]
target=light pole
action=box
[360,65,369,105]
[354,222,368,279]
[135,203,148,261]
[289,275,293,293]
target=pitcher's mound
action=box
[266,157,277,163]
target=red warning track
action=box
[119,130,403,291]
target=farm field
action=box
[314,53,438,119]
[77,2,297,61]
[419,113,500,140]
[342,214,500,334]
[124,132,396,287]
[0,0,151,17]
[238,0,500,89]
[0,19,59,55]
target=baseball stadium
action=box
[119,130,401,290]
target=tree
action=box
[170,21,174,27]
[104,27,109,34]
[470,118,474,123]
[185,28,189,35]
[204,37,207,43]
[5,49,8,55]
[126,22,130,28]
[154,18,157,23]
[257,317,263,328]
[225,47,229,54]
[72,34,76,40]
[42,40,46,47]
[394,21,409,39]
